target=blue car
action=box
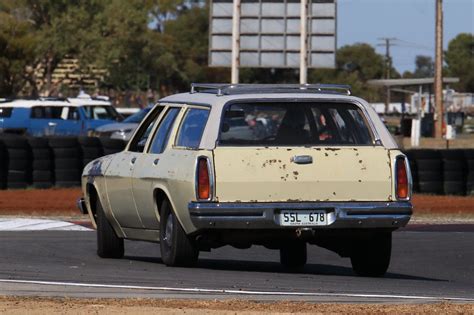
[0,97,122,136]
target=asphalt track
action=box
[0,229,473,302]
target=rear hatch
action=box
[212,100,393,202]
[213,146,393,202]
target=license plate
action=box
[277,210,333,226]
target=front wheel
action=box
[350,232,392,277]
[96,198,124,258]
[159,199,199,267]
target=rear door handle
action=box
[291,155,313,164]
[153,158,159,165]
[131,157,136,164]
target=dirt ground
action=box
[0,297,472,315]
[0,188,472,218]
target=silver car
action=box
[94,107,152,140]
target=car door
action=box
[104,106,163,229]
[131,106,182,229]
[55,107,81,135]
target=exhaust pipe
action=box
[295,228,314,240]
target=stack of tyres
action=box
[0,140,6,189]
[49,137,81,187]
[441,149,466,195]
[465,149,474,195]
[28,137,54,189]
[100,138,126,156]
[411,149,443,194]
[404,150,419,192]
[1,135,30,189]
[78,137,103,168]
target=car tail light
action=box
[197,157,211,200]
[396,157,409,199]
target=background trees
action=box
[445,33,474,93]
[0,1,472,100]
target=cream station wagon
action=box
[78,84,412,277]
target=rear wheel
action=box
[159,199,199,267]
[350,232,391,277]
[96,198,124,258]
[280,241,307,270]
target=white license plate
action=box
[277,210,332,226]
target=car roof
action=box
[0,98,111,108]
[67,97,111,106]
[0,99,72,108]
[158,84,398,150]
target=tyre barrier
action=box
[0,135,31,189]
[0,140,7,189]
[408,149,443,195]
[99,138,127,156]
[0,135,472,195]
[28,137,53,189]
[465,149,474,196]
[49,137,82,188]
[0,136,126,189]
[405,148,473,196]
[78,136,103,169]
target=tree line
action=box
[0,0,472,100]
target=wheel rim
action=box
[164,212,174,247]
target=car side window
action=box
[176,108,209,149]
[149,108,180,154]
[67,107,79,120]
[128,106,164,153]
[31,107,45,119]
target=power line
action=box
[377,37,397,79]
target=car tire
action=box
[96,197,124,258]
[159,199,199,267]
[350,232,391,277]
[280,241,307,270]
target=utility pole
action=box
[231,0,241,84]
[434,0,444,138]
[377,37,397,114]
[300,0,308,84]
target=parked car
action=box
[0,97,122,136]
[93,107,152,141]
[78,83,412,277]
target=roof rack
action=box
[190,83,352,96]
[38,97,68,102]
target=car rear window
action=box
[82,105,120,120]
[0,107,13,118]
[219,102,373,146]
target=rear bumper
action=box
[189,201,412,230]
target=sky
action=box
[337,0,474,74]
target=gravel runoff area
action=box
[0,188,473,221]
[0,297,473,315]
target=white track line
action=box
[0,219,91,231]
[0,279,472,302]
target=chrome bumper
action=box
[189,201,412,230]
[77,198,87,215]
